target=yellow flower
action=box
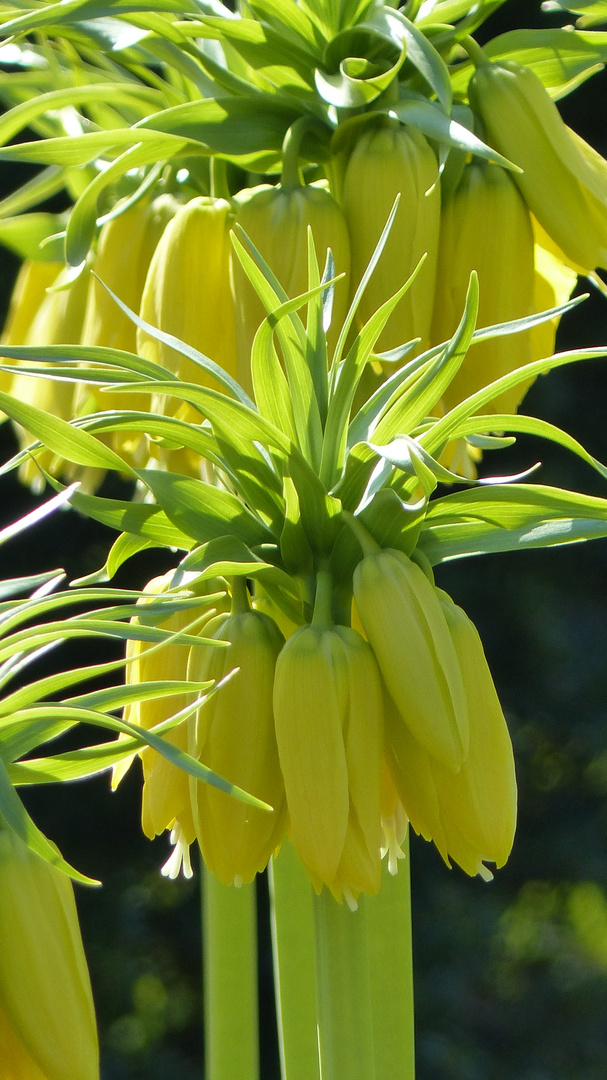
[9,266,91,493]
[116,571,227,877]
[0,259,61,394]
[231,181,350,391]
[136,196,237,473]
[340,121,440,357]
[273,614,384,904]
[188,600,287,886]
[76,195,177,461]
[469,57,607,272]
[385,589,517,879]
[0,829,99,1080]
[530,216,579,362]
[431,159,536,416]
[353,548,468,773]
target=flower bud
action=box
[273,622,383,902]
[77,195,177,458]
[137,195,237,400]
[0,828,99,1080]
[188,605,287,886]
[0,258,62,410]
[10,265,91,492]
[431,159,535,416]
[340,122,440,356]
[385,592,516,879]
[469,58,607,271]
[353,548,467,773]
[231,182,350,391]
[117,571,227,856]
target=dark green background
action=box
[2,1,607,1076]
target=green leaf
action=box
[177,536,300,600]
[62,487,195,550]
[418,484,607,564]
[374,7,452,110]
[315,24,406,107]
[373,272,479,448]
[0,128,189,167]
[0,0,198,36]
[451,29,607,100]
[0,83,163,148]
[0,390,136,476]
[136,469,275,547]
[416,346,607,468]
[0,213,66,260]
[390,96,519,170]
[5,701,273,811]
[357,487,426,556]
[444,412,607,482]
[136,95,304,157]
[320,258,426,490]
[0,760,98,884]
[0,166,65,219]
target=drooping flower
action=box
[468,56,607,272]
[273,573,384,904]
[340,121,440,357]
[431,158,536,416]
[188,585,287,886]
[0,828,99,1080]
[231,180,350,390]
[116,571,227,878]
[353,548,468,773]
[9,265,91,492]
[384,588,517,879]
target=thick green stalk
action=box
[201,866,259,1080]
[269,842,320,1080]
[314,889,377,1080]
[366,839,415,1080]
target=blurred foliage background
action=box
[2,1,607,1077]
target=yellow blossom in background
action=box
[231,181,351,391]
[340,122,440,358]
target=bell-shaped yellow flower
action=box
[469,57,607,271]
[231,181,350,391]
[273,612,384,903]
[0,828,99,1080]
[1,259,62,393]
[340,121,440,356]
[530,216,579,362]
[187,592,287,887]
[138,196,237,394]
[10,266,91,492]
[431,159,536,416]
[77,195,177,460]
[353,548,468,773]
[385,590,517,879]
[116,571,228,876]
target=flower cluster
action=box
[118,547,515,907]
[1,48,600,488]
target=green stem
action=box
[311,569,333,629]
[281,117,308,189]
[341,510,381,559]
[230,575,250,615]
[313,889,377,1080]
[269,842,320,1080]
[461,35,491,68]
[366,839,415,1080]
[202,866,260,1080]
[210,157,231,201]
